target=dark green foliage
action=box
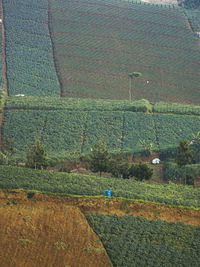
[87,214,200,267]
[186,174,195,186]
[89,138,111,176]
[133,162,153,181]
[165,161,200,182]
[109,159,131,179]
[176,139,194,167]
[26,140,48,170]
[0,166,200,208]
[27,191,35,199]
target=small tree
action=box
[176,139,193,184]
[26,140,48,170]
[0,137,14,165]
[133,162,153,181]
[89,138,111,176]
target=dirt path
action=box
[1,190,200,226]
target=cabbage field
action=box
[3,0,60,96]
[87,214,200,267]
[3,107,200,159]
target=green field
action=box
[3,98,200,159]
[3,0,60,96]
[49,0,200,103]
[87,214,200,267]
[0,165,200,208]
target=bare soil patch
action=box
[141,0,178,4]
[1,190,200,227]
[0,195,112,267]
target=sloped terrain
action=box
[49,0,200,103]
[0,199,112,267]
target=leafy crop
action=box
[3,0,60,96]
[87,214,200,267]
[3,108,200,159]
[49,0,200,103]
[0,165,200,208]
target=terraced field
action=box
[3,102,200,160]
[49,0,200,103]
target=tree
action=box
[26,140,48,170]
[109,159,131,179]
[132,162,153,181]
[191,131,200,163]
[0,137,14,165]
[176,139,194,184]
[89,138,111,176]
[128,72,142,101]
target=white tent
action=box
[152,158,160,164]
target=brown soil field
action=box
[0,198,112,267]
[1,189,200,266]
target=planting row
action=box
[49,0,200,103]
[3,0,60,96]
[0,165,200,208]
[2,109,200,159]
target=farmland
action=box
[3,101,200,159]
[49,0,200,103]
[87,213,200,267]
[1,165,200,208]
[3,0,60,96]
[0,202,112,267]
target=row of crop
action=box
[50,0,200,103]
[2,109,200,159]
[53,16,193,45]
[50,0,184,26]
[87,214,200,267]
[0,165,200,208]
[52,20,197,51]
[3,0,60,96]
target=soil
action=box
[0,190,200,266]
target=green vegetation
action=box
[87,214,200,267]
[3,0,60,96]
[0,166,199,208]
[153,102,200,115]
[3,107,200,160]
[49,0,200,103]
[26,140,49,170]
[5,96,152,112]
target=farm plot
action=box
[3,0,60,96]
[0,204,111,267]
[0,4,4,91]
[3,108,200,160]
[49,0,200,103]
[87,214,200,267]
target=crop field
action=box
[0,203,111,267]
[2,107,200,159]
[49,0,200,103]
[1,165,200,208]
[3,0,60,96]
[87,213,200,267]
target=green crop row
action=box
[0,165,200,208]
[3,0,60,96]
[6,96,200,116]
[5,96,152,112]
[50,0,200,103]
[87,214,200,267]
[2,109,200,160]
